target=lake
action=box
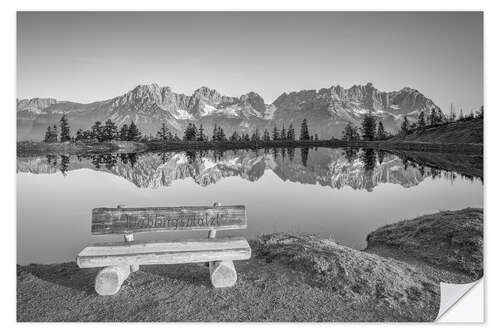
[17,147,483,264]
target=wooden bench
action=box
[76,203,251,296]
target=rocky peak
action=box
[239,92,266,113]
[17,98,58,114]
[193,86,222,102]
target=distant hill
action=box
[389,117,483,144]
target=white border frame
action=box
[3,1,497,331]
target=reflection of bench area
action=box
[76,203,251,295]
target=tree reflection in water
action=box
[33,148,482,188]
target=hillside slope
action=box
[390,118,483,144]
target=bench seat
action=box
[77,236,251,268]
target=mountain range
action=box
[17,82,444,141]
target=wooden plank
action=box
[77,236,251,268]
[91,205,246,235]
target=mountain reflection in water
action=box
[17,148,481,192]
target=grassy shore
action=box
[17,208,482,322]
[16,141,148,157]
[17,137,482,158]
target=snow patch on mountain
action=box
[174,109,195,120]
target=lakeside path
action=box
[17,208,482,322]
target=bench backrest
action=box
[91,205,247,235]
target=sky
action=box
[17,12,483,113]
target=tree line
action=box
[44,115,319,144]
[342,106,484,142]
[44,115,143,143]
[165,118,319,143]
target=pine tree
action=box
[230,131,240,141]
[119,124,129,141]
[429,108,442,125]
[281,124,286,141]
[217,127,226,141]
[251,128,260,141]
[263,129,271,141]
[242,133,250,141]
[44,126,51,142]
[156,123,169,141]
[314,134,319,141]
[102,119,118,141]
[376,121,386,140]
[400,116,410,135]
[299,119,310,141]
[183,123,197,141]
[286,124,295,141]
[75,129,84,141]
[44,126,58,143]
[127,121,142,141]
[272,125,280,141]
[361,112,376,141]
[197,124,207,142]
[59,114,71,142]
[212,124,219,141]
[418,111,426,130]
[91,121,103,141]
[342,123,359,141]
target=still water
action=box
[17,147,483,264]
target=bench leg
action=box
[209,260,237,288]
[95,265,131,296]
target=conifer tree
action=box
[287,124,295,141]
[59,114,71,142]
[44,125,58,143]
[127,121,142,141]
[418,111,426,129]
[102,119,118,141]
[251,128,260,141]
[400,116,410,135]
[44,126,51,142]
[272,125,280,141]
[217,127,226,141]
[263,129,271,141]
[197,124,207,142]
[281,124,286,140]
[183,123,197,141]
[299,119,310,141]
[361,112,376,141]
[91,121,103,141]
[376,121,387,140]
[119,124,129,141]
[212,124,219,141]
[342,123,359,141]
[75,129,84,141]
[156,123,170,141]
[230,131,240,142]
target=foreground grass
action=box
[17,208,482,322]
